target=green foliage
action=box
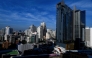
[22,40,27,44]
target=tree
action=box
[22,40,27,44]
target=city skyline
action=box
[0,0,92,30]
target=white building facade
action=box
[46,32,51,40]
[37,26,43,41]
[29,25,37,33]
[4,26,13,41]
[24,25,37,36]
[5,26,13,35]
[85,27,92,48]
[24,29,29,35]
[46,29,56,39]
[18,44,34,53]
[41,22,47,38]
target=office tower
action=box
[4,26,13,42]
[53,31,56,39]
[85,27,92,48]
[41,22,47,40]
[25,29,31,36]
[25,25,37,37]
[0,28,5,41]
[73,7,86,50]
[41,22,47,36]
[26,37,30,43]
[1,28,5,35]
[4,34,7,40]
[56,1,73,43]
[47,29,55,39]
[56,1,86,48]
[24,29,29,35]
[46,32,51,40]
[37,26,43,41]
[5,26,13,35]
[30,32,38,43]
[29,25,37,33]
[28,29,32,36]
[73,7,86,41]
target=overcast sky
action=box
[0,0,92,31]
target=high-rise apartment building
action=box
[56,1,86,45]
[29,25,37,33]
[41,22,47,37]
[24,25,37,36]
[37,22,47,41]
[73,7,85,41]
[56,1,73,43]
[37,26,43,41]
[30,32,38,43]
[4,26,13,41]
[5,26,13,35]
[24,29,29,36]
[0,28,5,41]
[46,29,56,39]
[46,32,51,40]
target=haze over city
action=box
[0,0,92,31]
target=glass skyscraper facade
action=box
[56,2,73,43]
[73,9,86,41]
[56,1,86,43]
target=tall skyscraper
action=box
[4,26,13,41]
[56,1,73,43]
[56,1,86,44]
[29,25,37,33]
[0,28,5,41]
[46,32,51,40]
[73,7,86,41]
[40,22,47,40]
[41,22,47,37]
[37,22,47,41]
[37,26,43,41]
[24,25,37,36]
[5,26,13,35]
[46,29,55,39]
[24,29,29,35]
